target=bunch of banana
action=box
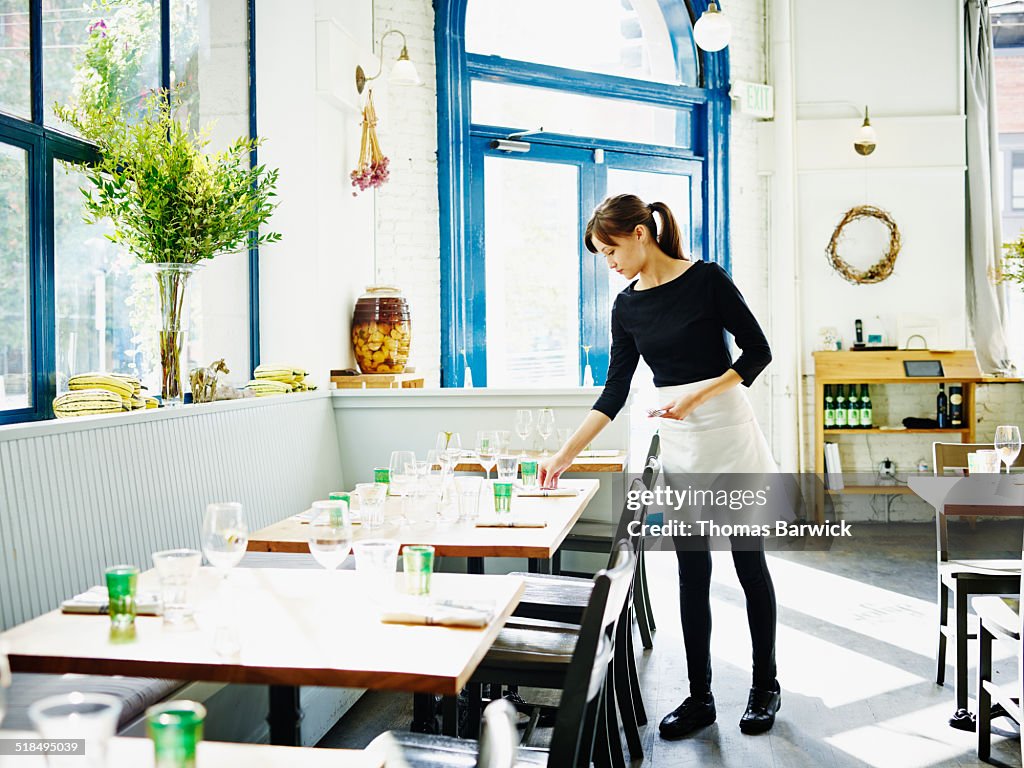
[53,389,125,419]
[243,378,293,397]
[252,364,316,393]
[68,372,137,401]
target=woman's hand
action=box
[651,391,704,422]
[539,451,573,489]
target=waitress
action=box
[539,193,780,738]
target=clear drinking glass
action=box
[497,454,519,482]
[496,430,512,455]
[515,409,533,456]
[28,692,123,767]
[353,538,400,595]
[403,486,439,529]
[307,500,353,570]
[995,425,1022,474]
[436,431,463,473]
[455,475,484,521]
[201,502,248,573]
[476,430,499,480]
[152,549,202,628]
[438,477,461,524]
[389,451,416,497]
[356,482,388,529]
[147,700,206,768]
[537,409,555,456]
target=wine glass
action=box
[307,500,353,570]
[496,430,512,456]
[202,502,248,574]
[476,430,499,481]
[515,409,533,456]
[390,450,416,497]
[995,425,1022,474]
[436,431,463,474]
[537,409,555,456]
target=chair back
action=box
[933,442,1024,474]
[642,432,661,491]
[475,698,518,768]
[607,477,650,570]
[548,542,635,767]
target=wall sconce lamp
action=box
[355,29,421,94]
[693,1,732,52]
[854,106,877,156]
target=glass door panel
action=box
[483,155,581,387]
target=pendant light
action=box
[693,1,732,52]
[854,106,877,156]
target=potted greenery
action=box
[55,12,280,405]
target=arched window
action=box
[436,0,729,388]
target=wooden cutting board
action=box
[330,371,425,388]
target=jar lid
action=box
[365,285,402,295]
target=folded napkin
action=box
[514,487,579,497]
[475,517,547,528]
[380,599,493,628]
[61,586,161,615]
[577,449,621,458]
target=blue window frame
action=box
[0,0,260,425]
[435,0,731,388]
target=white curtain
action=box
[965,0,1012,373]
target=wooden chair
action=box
[367,544,636,768]
[974,533,1024,762]
[557,432,661,650]
[933,442,1024,717]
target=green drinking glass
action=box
[493,482,513,515]
[147,700,206,768]
[105,565,139,635]
[402,545,435,596]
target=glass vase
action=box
[155,264,196,406]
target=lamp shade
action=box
[390,56,421,87]
[693,2,732,52]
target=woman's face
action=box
[593,226,647,280]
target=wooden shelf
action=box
[823,428,971,435]
[826,485,914,495]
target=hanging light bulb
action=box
[854,106,877,156]
[693,1,732,52]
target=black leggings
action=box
[675,538,778,695]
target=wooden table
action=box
[0,568,524,747]
[908,474,1024,516]
[0,731,381,767]
[247,478,600,574]
[453,450,626,473]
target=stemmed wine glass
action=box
[435,431,463,474]
[390,451,416,498]
[201,502,248,655]
[537,409,555,457]
[476,430,499,481]
[307,500,353,570]
[995,425,1022,474]
[515,409,533,457]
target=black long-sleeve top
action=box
[592,261,772,420]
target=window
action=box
[0,0,257,423]
[1012,151,1024,210]
[437,0,728,388]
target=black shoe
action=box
[739,685,781,735]
[659,694,717,740]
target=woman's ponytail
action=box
[647,201,686,261]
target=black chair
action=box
[366,544,636,768]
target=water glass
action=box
[438,479,462,524]
[201,502,248,573]
[455,475,484,521]
[496,430,512,455]
[147,699,206,768]
[105,565,139,634]
[28,692,122,767]
[374,466,391,487]
[389,451,416,496]
[995,425,1022,473]
[329,490,351,507]
[537,409,555,456]
[493,481,514,515]
[497,454,519,482]
[403,486,439,528]
[307,500,353,570]
[353,539,400,595]
[476,430,499,480]
[403,545,435,596]
[152,549,201,628]
[556,428,572,447]
[520,459,539,489]
[356,482,388,529]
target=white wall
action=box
[256,0,376,385]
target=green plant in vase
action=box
[54,10,280,405]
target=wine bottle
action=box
[937,383,948,429]
[834,385,848,428]
[949,385,963,428]
[824,385,835,428]
[847,385,861,428]
[859,384,873,429]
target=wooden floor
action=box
[320,523,1024,767]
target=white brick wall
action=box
[371,0,775,400]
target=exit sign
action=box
[731,80,774,119]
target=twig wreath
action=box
[826,205,901,284]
